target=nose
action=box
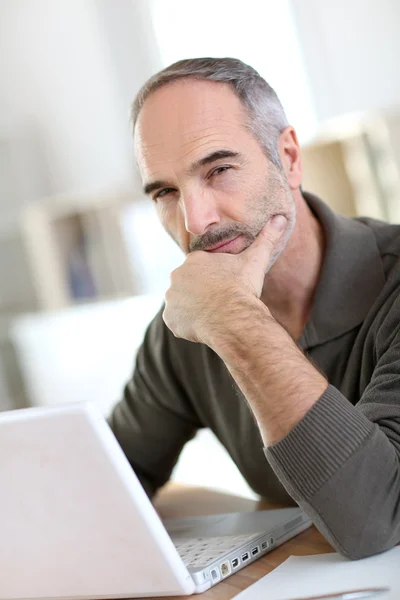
[180,190,220,235]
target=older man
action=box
[109,57,400,559]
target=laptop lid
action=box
[0,403,195,599]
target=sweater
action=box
[109,192,400,559]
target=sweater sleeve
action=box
[108,309,202,498]
[265,321,400,559]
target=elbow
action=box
[338,544,388,561]
[327,522,399,561]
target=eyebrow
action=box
[143,149,242,196]
[187,149,242,174]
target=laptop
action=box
[0,403,312,599]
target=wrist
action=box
[203,296,277,359]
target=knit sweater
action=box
[109,192,400,559]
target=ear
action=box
[277,126,302,191]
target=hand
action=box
[163,215,287,344]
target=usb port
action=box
[231,557,239,569]
[261,541,268,550]
[251,546,259,556]
[241,552,249,562]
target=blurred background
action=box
[1,0,400,498]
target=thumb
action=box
[243,214,288,266]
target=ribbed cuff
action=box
[264,384,374,498]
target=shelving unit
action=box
[0,190,136,314]
[0,189,139,410]
[301,112,400,222]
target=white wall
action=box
[290,0,400,122]
[2,0,399,213]
[150,0,318,143]
[0,0,161,215]
[0,0,164,411]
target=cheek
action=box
[156,201,171,225]
[156,199,181,228]
[156,202,189,250]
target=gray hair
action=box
[131,57,289,169]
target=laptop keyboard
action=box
[173,533,261,568]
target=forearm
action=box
[266,385,400,558]
[207,301,400,558]
[207,298,328,446]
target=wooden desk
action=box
[154,483,333,600]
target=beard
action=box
[189,166,296,273]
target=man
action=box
[109,58,400,559]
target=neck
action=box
[260,192,325,341]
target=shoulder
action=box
[355,216,400,265]
[351,217,400,351]
[356,219,400,349]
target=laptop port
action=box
[251,546,259,556]
[220,561,231,577]
[231,557,239,569]
[211,568,220,582]
[261,541,268,550]
[241,552,249,562]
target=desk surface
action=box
[154,484,333,600]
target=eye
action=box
[210,165,231,177]
[154,187,176,201]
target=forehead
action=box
[134,79,251,178]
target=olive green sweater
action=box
[109,193,400,559]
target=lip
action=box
[206,235,240,252]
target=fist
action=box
[163,215,287,344]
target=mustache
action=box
[189,224,256,252]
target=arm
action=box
[108,309,202,498]
[209,297,400,559]
[205,297,327,447]
[163,219,400,558]
[265,311,400,560]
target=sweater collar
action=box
[298,192,385,349]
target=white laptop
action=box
[0,403,312,599]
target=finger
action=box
[242,215,287,268]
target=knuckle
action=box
[169,268,178,281]
[263,230,277,244]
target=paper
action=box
[233,546,400,600]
